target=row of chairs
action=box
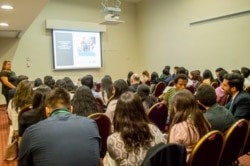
[188,119,249,166]
[142,119,250,166]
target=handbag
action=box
[4,125,18,161]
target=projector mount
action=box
[101,0,122,19]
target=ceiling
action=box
[0,0,48,38]
[0,0,141,39]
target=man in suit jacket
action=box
[223,73,250,120]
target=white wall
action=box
[136,0,250,74]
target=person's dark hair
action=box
[81,74,94,89]
[54,79,66,89]
[150,72,159,84]
[162,68,170,75]
[241,67,250,78]
[137,84,158,110]
[137,84,150,100]
[126,71,134,86]
[101,75,113,103]
[16,75,29,86]
[63,77,77,92]
[223,73,244,91]
[12,80,33,112]
[215,67,224,73]
[231,69,241,75]
[174,74,188,83]
[112,79,129,100]
[170,89,211,138]
[44,75,55,89]
[218,69,228,83]
[71,85,99,117]
[190,70,201,81]
[202,69,214,81]
[45,88,71,110]
[113,91,154,153]
[196,84,216,107]
[176,67,186,75]
[34,78,43,87]
[32,85,51,120]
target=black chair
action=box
[142,143,186,166]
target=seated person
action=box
[196,84,235,132]
[136,84,158,112]
[18,88,101,166]
[129,73,141,92]
[106,91,165,166]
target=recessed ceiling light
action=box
[0,22,9,27]
[1,5,13,10]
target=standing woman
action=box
[0,60,17,104]
[168,89,211,161]
[106,92,165,166]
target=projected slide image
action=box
[52,29,102,70]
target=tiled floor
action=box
[0,107,17,166]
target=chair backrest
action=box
[147,103,168,132]
[219,119,249,166]
[187,130,224,166]
[167,80,174,87]
[142,143,187,166]
[88,113,112,158]
[186,85,195,94]
[152,81,166,97]
[242,121,250,155]
[18,105,33,121]
[211,81,218,89]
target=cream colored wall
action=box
[0,0,139,84]
[136,0,250,74]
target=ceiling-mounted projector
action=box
[100,7,125,25]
